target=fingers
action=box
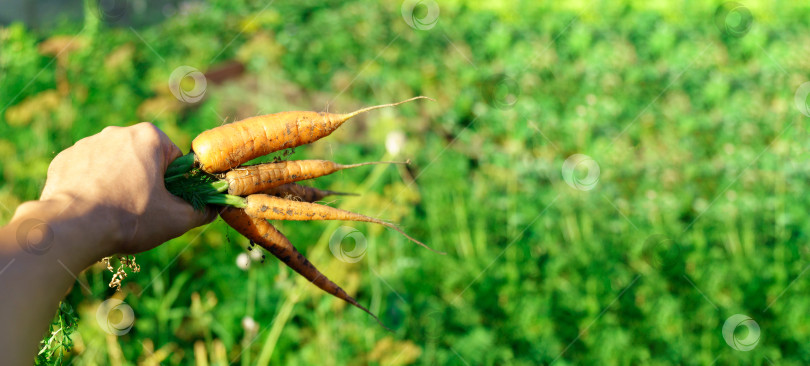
[182,204,218,230]
[160,136,183,172]
[200,206,219,225]
[132,122,183,171]
[166,191,218,230]
[101,125,122,133]
[164,143,183,170]
[132,123,213,233]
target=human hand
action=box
[32,122,214,258]
[0,122,217,365]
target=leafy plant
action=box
[35,302,78,365]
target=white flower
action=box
[242,316,258,333]
[236,253,250,271]
[385,131,406,156]
[249,247,263,261]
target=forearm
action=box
[0,196,115,365]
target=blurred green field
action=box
[3,0,810,364]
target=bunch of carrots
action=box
[164,96,441,328]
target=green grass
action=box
[3,0,810,364]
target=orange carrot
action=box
[243,194,443,254]
[191,96,432,173]
[219,207,389,328]
[262,183,356,202]
[225,160,403,196]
